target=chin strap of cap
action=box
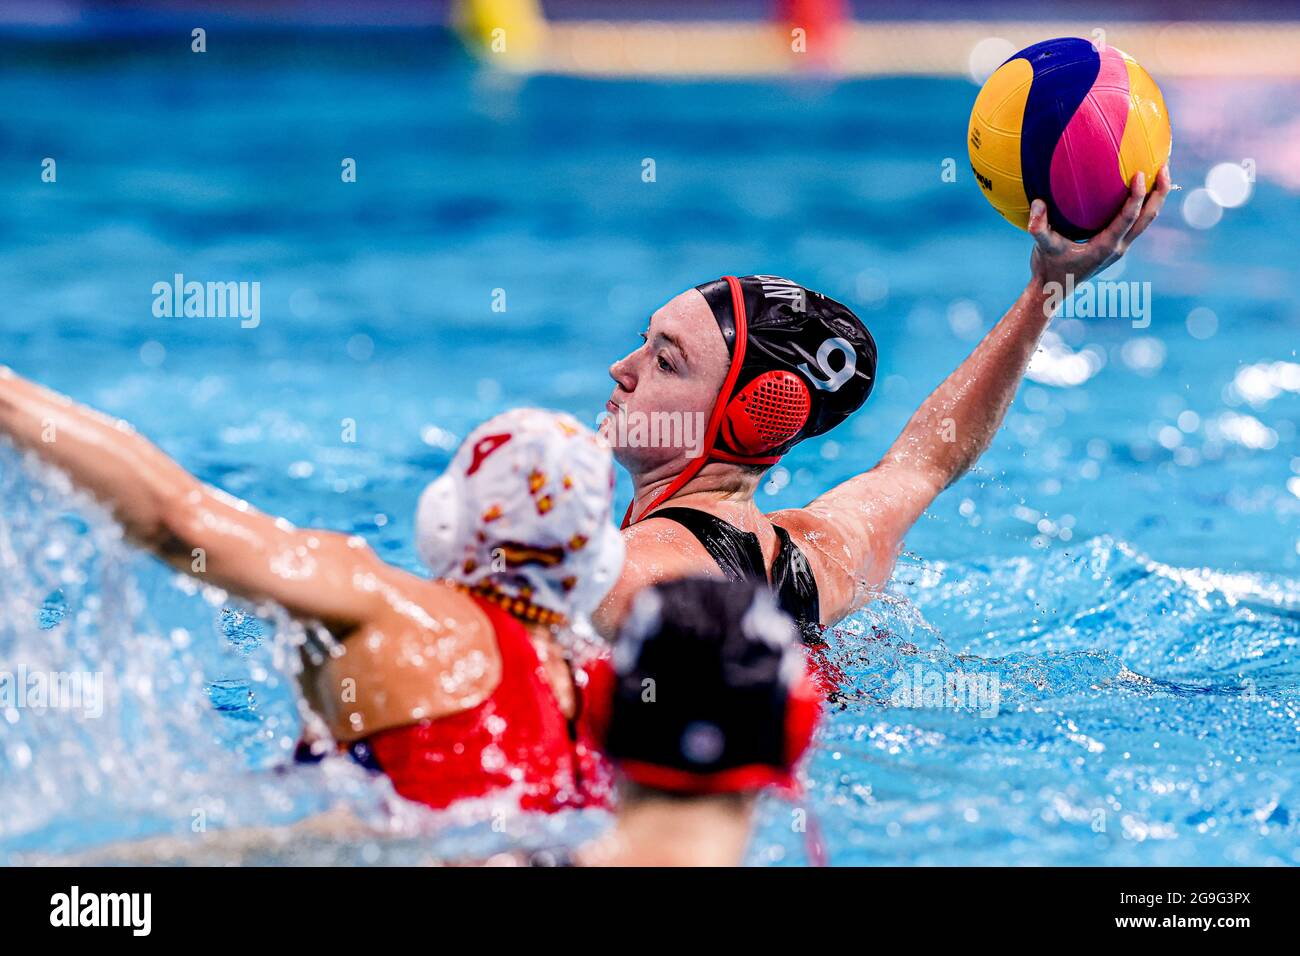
[622,275,780,528]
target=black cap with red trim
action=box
[584,576,820,795]
[624,275,876,526]
[698,274,876,462]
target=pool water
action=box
[1,31,1297,865]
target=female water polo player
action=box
[596,168,1172,640]
[41,576,817,866]
[0,381,624,813]
[540,576,821,866]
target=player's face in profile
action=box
[603,289,728,473]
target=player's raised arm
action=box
[798,167,1171,618]
[0,367,388,631]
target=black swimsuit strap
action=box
[769,524,822,641]
[646,507,821,641]
[648,507,767,582]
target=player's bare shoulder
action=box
[308,577,503,739]
[593,516,724,638]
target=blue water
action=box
[1,33,1297,865]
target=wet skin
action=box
[0,166,1171,730]
[0,372,576,740]
[593,168,1173,637]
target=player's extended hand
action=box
[1029,164,1172,290]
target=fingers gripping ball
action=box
[968,37,1172,240]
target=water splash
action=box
[218,609,265,654]
[0,447,394,861]
[768,535,1300,866]
[37,588,67,630]
[3,443,1297,865]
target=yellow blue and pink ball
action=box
[968,37,1172,240]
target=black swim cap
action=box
[585,577,820,795]
[696,275,877,462]
[625,274,875,526]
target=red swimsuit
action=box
[354,595,612,814]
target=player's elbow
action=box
[142,484,207,561]
[878,452,949,501]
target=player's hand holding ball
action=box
[967,37,1174,289]
[1030,164,1171,290]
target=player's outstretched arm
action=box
[0,367,389,631]
[789,167,1172,620]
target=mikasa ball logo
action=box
[49,886,152,936]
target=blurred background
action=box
[1,1,1297,866]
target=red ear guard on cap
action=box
[622,274,873,527]
[582,654,615,747]
[720,369,812,459]
[624,276,766,527]
[781,667,821,782]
